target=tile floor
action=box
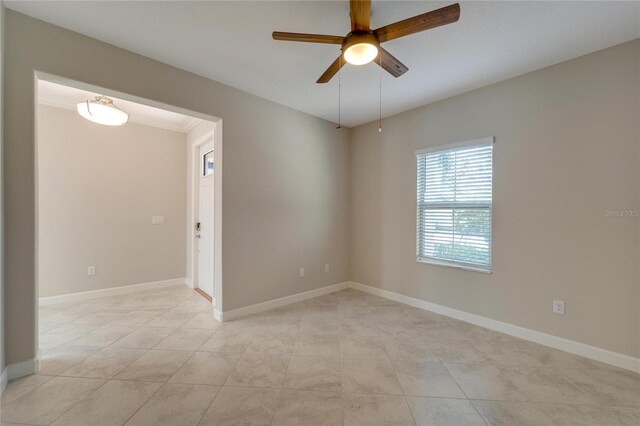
[1,285,639,425]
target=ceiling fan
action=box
[273,1,460,83]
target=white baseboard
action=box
[221,281,350,322]
[31,275,639,373]
[4,356,40,383]
[185,278,194,289]
[0,367,8,394]
[349,281,640,374]
[39,278,188,306]
[214,308,223,322]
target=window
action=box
[203,150,214,176]
[416,138,493,272]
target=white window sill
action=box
[417,257,492,274]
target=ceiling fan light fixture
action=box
[342,32,380,66]
[77,95,129,126]
[344,42,378,65]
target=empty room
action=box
[0,1,638,425]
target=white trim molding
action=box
[39,278,187,306]
[221,282,350,322]
[183,116,202,133]
[185,278,194,289]
[415,136,494,156]
[0,368,8,394]
[349,281,640,374]
[5,356,40,383]
[214,308,223,322]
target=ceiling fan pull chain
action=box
[337,52,342,129]
[378,54,382,133]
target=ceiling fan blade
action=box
[350,0,371,31]
[317,56,346,84]
[376,47,409,78]
[374,3,460,43]
[272,32,344,44]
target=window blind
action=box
[416,138,493,271]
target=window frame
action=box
[415,137,494,273]
[202,149,214,177]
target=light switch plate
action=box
[151,216,165,225]
[88,266,96,276]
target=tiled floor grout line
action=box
[189,292,226,426]
[384,339,418,426]
[29,369,584,400]
[119,375,176,425]
[268,354,292,426]
[34,321,207,424]
[337,311,346,426]
[2,419,37,426]
[121,386,162,425]
[57,349,147,380]
[28,291,211,402]
[118,323,199,425]
[43,377,111,426]
[441,362,490,426]
[26,374,606,403]
[192,384,223,426]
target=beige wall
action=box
[4,10,350,366]
[0,2,5,375]
[350,39,640,358]
[37,104,187,298]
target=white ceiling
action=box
[38,79,201,133]
[10,1,640,127]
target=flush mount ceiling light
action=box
[77,95,129,126]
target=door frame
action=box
[187,122,223,320]
[34,71,225,334]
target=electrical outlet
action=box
[324,264,330,272]
[88,266,96,276]
[553,300,565,314]
[299,267,305,277]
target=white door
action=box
[197,141,215,299]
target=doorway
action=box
[33,72,225,361]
